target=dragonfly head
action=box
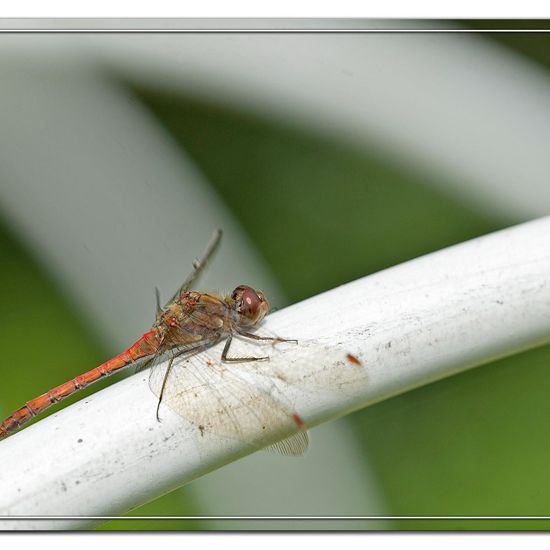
[231,285,269,327]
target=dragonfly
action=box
[0,230,310,454]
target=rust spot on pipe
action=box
[292,414,306,429]
[346,353,362,366]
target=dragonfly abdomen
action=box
[0,358,130,439]
[0,330,160,440]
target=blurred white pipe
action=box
[4,30,550,220]
[70,31,550,220]
[2,216,550,529]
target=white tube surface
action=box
[2,216,550,529]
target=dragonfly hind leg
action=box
[221,332,297,363]
[221,334,270,363]
[154,342,215,421]
[155,355,175,422]
[236,330,298,346]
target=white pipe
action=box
[2,216,550,529]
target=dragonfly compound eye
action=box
[232,285,269,324]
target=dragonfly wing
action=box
[148,348,306,452]
[134,338,208,374]
[264,430,309,456]
[165,229,222,305]
[135,353,158,374]
[228,336,369,395]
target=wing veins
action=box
[165,229,222,306]
[155,350,300,446]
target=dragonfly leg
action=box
[221,334,269,363]
[154,341,217,420]
[236,329,298,345]
[156,355,175,422]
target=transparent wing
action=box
[135,337,211,374]
[148,334,368,456]
[148,347,307,454]
[165,229,222,306]
[227,335,369,395]
[264,431,309,456]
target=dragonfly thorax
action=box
[154,292,226,340]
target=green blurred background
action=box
[1,25,550,530]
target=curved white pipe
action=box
[2,216,550,528]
